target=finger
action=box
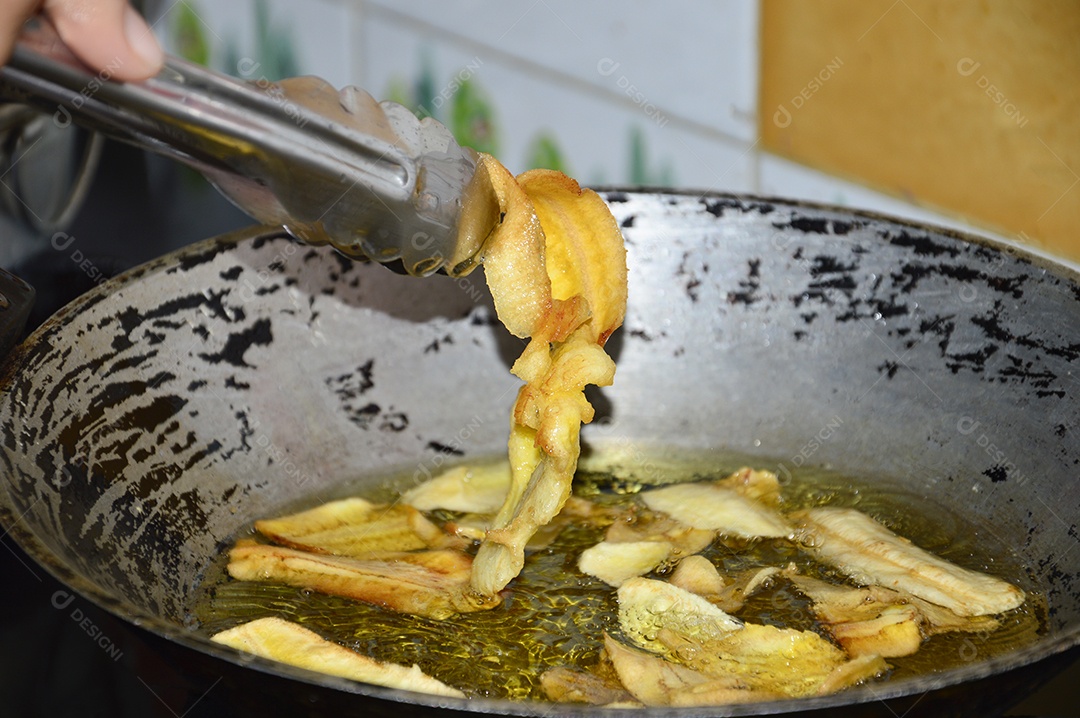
[0,1,44,66]
[44,0,163,81]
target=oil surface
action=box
[193,452,1045,701]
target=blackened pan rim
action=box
[594,185,1080,287]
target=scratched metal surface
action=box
[1,192,1078,716]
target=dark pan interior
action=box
[1,191,1078,716]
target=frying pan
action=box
[1,190,1078,717]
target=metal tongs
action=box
[0,19,500,276]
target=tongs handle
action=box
[0,20,497,276]
[2,20,408,190]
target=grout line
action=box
[748,0,764,193]
[750,146,762,194]
[749,0,763,191]
[364,3,757,151]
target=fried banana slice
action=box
[604,634,772,707]
[792,507,1025,616]
[254,498,462,557]
[578,540,674,587]
[472,335,612,596]
[640,482,791,539]
[715,467,784,508]
[469,157,552,340]
[718,567,783,613]
[540,665,637,706]
[401,462,511,514]
[211,617,464,697]
[605,509,715,557]
[788,574,923,657]
[618,577,743,653]
[520,170,627,346]
[669,555,727,597]
[828,604,924,659]
[617,578,887,698]
[909,595,1002,636]
[668,557,782,613]
[654,623,887,698]
[579,510,717,589]
[445,495,618,546]
[786,573,908,624]
[817,654,892,695]
[227,544,498,620]
[788,573,1000,658]
[471,165,627,596]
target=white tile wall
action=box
[346,0,1019,249]
[357,8,756,190]
[154,0,1054,259]
[361,0,758,143]
[154,0,354,88]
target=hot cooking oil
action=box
[191,450,1045,701]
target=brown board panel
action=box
[760,1,1080,259]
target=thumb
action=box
[44,0,164,81]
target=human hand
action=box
[1,0,164,82]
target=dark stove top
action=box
[1,142,249,717]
